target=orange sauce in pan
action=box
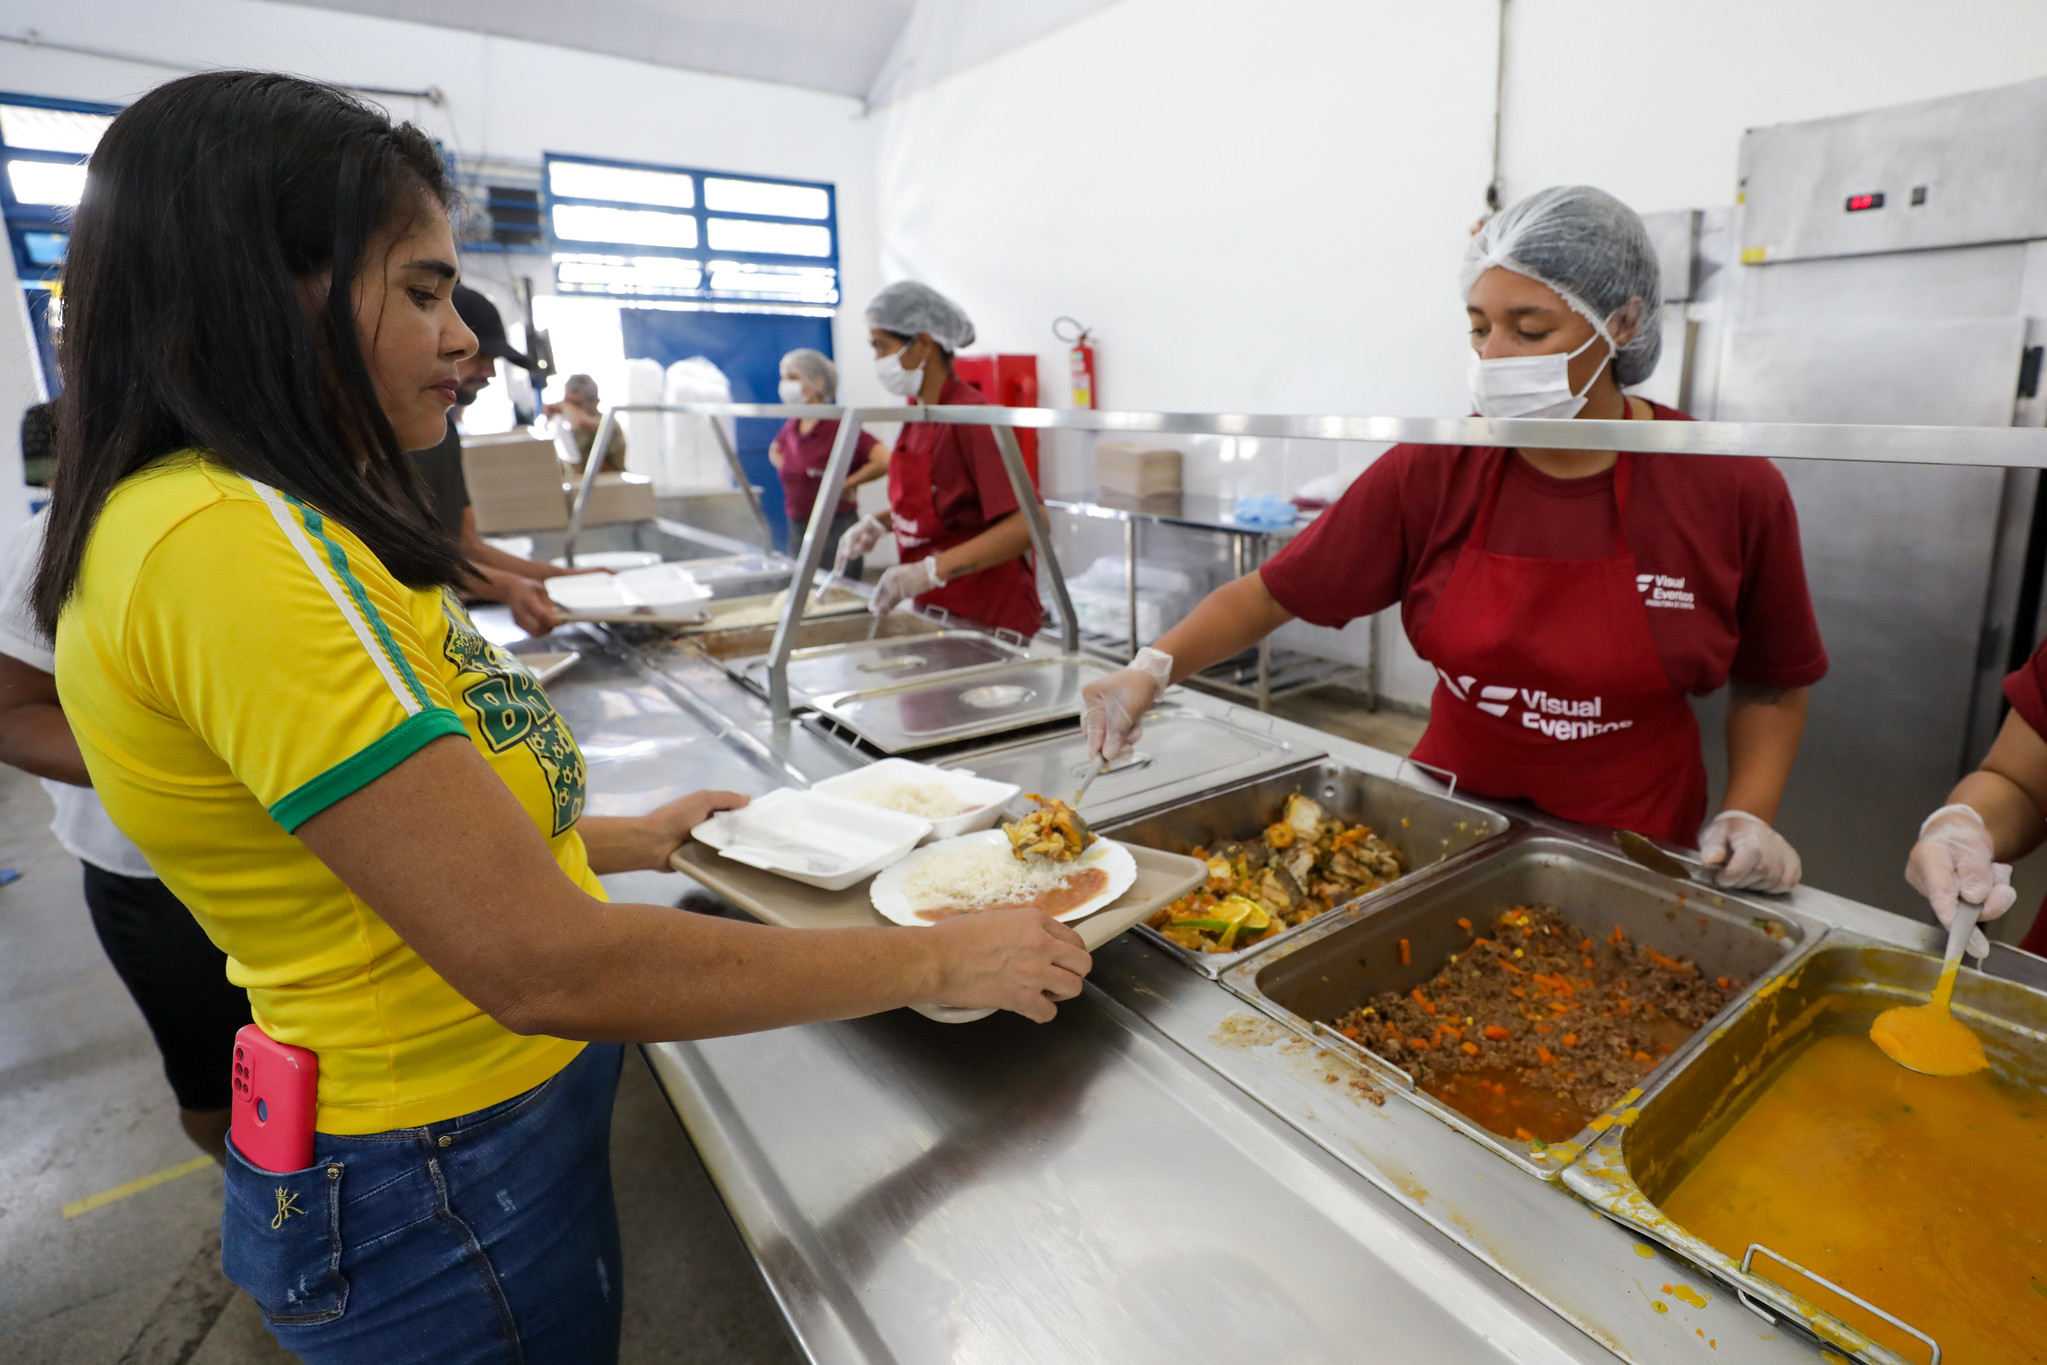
[1662,1032,2047,1363]
[1424,1069,1589,1144]
[915,868,1108,922]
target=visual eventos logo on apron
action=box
[1636,572,1695,610]
[1437,669,1634,741]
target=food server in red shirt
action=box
[1905,643,2047,958]
[834,282,1043,639]
[1082,187,1828,892]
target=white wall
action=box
[0,0,888,549]
[872,0,2047,704]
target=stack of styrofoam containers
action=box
[620,358,666,487]
[655,357,738,493]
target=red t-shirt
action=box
[2002,646,2047,953]
[1259,402,1829,696]
[894,375,1020,547]
[772,419,879,523]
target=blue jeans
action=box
[221,1042,625,1364]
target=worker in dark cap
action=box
[413,284,582,634]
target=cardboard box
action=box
[1095,442,1181,497]
[461,435,569,532]
[573,472,657,526]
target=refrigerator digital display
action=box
[1845,192,1886,212]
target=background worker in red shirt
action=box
[1905,641,2047,958]
[1081,186,1828,892]
[834,282,1044,638]
[771,347,889,573]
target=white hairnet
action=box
[780,347,837,402]
[1460,186,1663,386]
[865,281,976,353]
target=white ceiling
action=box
[264,0,921,100]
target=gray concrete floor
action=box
[0,761,801,1364]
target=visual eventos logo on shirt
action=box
[1636,571,1695,610]
[1436,668,1634,741]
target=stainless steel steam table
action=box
[504,606,1992,1365]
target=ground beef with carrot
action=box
[1329,905,1743,1143]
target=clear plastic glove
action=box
[834,513,889,570]
[1697,809,1802,894]
[1081,647,1173,762]
[870,555,942,616]
[1905,804,2014,959]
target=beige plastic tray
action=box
[669,839,1206,1023]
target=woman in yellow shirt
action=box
[42,72,1090,1364]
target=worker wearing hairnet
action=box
[1082,187,1828,892]
[771,348,889,575]
[835,281,1042,637]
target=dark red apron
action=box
[886,422,1041,638]
[1407,449,1708,845]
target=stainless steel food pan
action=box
[1563,940,2047,1364]
[687,608,942,662]
[1221,836,1819,1178]
[941,705,1320,828]
[808,656,1115,753]
[731,631,1027,707]
[1101,760,1516,977]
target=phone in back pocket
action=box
[231,1024,317,1173]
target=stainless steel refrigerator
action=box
[1670,76,2047,926]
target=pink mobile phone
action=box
[231,1024,318,1173]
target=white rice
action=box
[850,780,978,820]
[899,843,1084,911]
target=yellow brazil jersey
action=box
[56,453,591,1135]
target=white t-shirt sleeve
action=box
[0,511,54,673]
[0,510,156,878]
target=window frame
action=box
[542,152,839,310]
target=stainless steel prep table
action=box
[524,609,1986,1365]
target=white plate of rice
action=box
[870,829,1136,927]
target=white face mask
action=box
[875,348,923,398]
[777,379,808,405]
[1466,325,1613,420]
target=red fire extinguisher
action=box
[1054,316,1096,410]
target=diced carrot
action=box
[1562,1033,1578,1047]
[1483,1024,1510,1041]
[1398,938,1411,966]
[1549,1000,1571,1013]
[1514,1127,1536,1141]
[1583,957,1596,969]
[1457,916,1473,932]
[1491,1081,1507,1096]
[1715,976,1733,991]
[1510,987,1527,999]
[1534,1024,1553,1035]
[1340,1025,1361,1040]
[1578,937,1594,953]
[1407,1037,1431,1050]
[1461,1041,1480,1056]
[1633,1050,1653,1064]
[1537,1046,1555,1065]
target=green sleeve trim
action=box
[269,708,469,833]
[279,492,436,712]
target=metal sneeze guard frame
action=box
[586,402,2047,723]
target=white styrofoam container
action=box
[811,759,1021,841]
[691,788,931,891]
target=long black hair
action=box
[33,71,469,635]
